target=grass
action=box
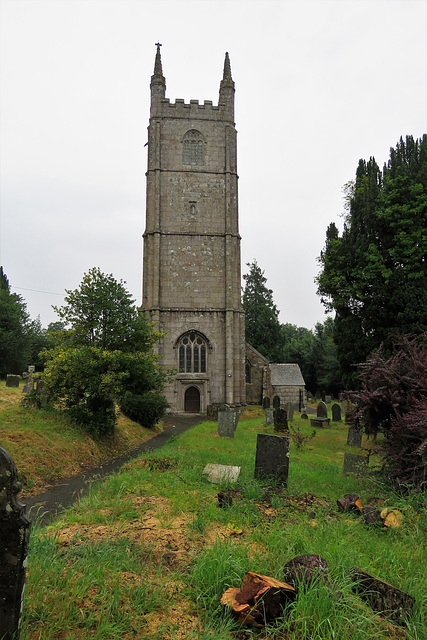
[0,381,161,493]
[16,405,427,639]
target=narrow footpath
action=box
[24,414,203,526]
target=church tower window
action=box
[183,130,205,165]
[178,332,207,373]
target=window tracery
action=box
[183,130,205,165]
[178,332,207,373]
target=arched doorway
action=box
[184,386,200,412]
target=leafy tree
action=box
[346,333,427,489]
[42,268,167,435]
[28,316,49,371]
[317,135,427,385]
[242,260,283,361]
[0,267,32,377]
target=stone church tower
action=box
[142,45,245,413]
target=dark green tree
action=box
[0,267,32,377]
[42,268,167,435]
[242,260,283,361]
[317,135,427,386]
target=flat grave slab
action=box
[202,463,241,484]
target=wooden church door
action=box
[184,387,200,412]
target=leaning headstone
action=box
[207,404,218,421]
[347,424,363,448]
[331,403,342,422]
[343,453,368,476]
[6,375,20,388]
[203,464,240,484]
[274,408,288,433]
[286,402,294,422]
[273,395,281,409]
[218,410,237,438]
[262,397,270,409]
[254,433,290,486]
[265,408,274,426]
[317,401,328,418]
[351,568,414,624]
[0,447,31,640]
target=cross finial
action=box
[155,42,162,48]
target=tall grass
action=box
[20,411,426,639]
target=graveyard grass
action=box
[16,405,427,639]
[0,382,161,494]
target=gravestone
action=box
[300,412,308,420]
[203,463,240,484]
[0,447,31,640]
[343,453,368,476]
[347,424,363,448]
[274,408,288,433]
[6,375,20,388]
[273,395,281,409]
[22,366,35,394]
[254,433,290,486]
[286,402,294,422]
[331,403,342,422]
[265,408,274,426]
[343,399,353,424]
[317,401,328,418]
[325,395,332,404]
[218,410,237,438]
[262,397,270,409]
[207,405,218,421]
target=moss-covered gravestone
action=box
[0,447,31,640]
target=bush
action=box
[119,391,168,429]
[347,333,427,490]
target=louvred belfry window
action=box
[178,333,207,373]
[183,130,205,165]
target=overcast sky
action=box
[1,0,426,331]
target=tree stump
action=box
[221,571,295,625]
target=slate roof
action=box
[270,363,305,386]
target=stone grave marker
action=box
[325,395,332,404]
[300,412,308,420]
[331,403,342,422]
[343,453,368,476]
[22,366,35,394]
[317,401,328,418]
[6,375,20,388]
[265,408,274,426]
[0,447,31,640]
[254,433,290,486]
[218,410,237,438]
[207,405,218,421]
[262,396,270,409]
[274,408,288,433]
[273,395,281,409]
[203,464,240,484]
[286,402,294,422]
[347,424,363,448]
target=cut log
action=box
[220,571,295,625]
[283,554,330,590]
[351,567,414,624]
[362,504,383,525]
[337,493,363,513]
[380,508,403,528]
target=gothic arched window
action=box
[178,332,207,373]
[245,360,252,383]
[183,130,205,166]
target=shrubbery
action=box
[119,391,168,430]
[347,333,427,489]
